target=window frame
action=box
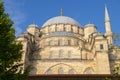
[100,44,104,50]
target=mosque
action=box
[17,5,120,75]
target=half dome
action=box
[42,16,81,27]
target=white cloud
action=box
[4,0,26,36]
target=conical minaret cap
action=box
[105,4,110,22]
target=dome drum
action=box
[40,24,84,36]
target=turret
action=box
[104,5,113,44]
[84,23,97,39]
[27,24,39,36]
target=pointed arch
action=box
[46,69,53,74]
[68,69,75,74]
[84,67,94,74]
[44,63,77,74]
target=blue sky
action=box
[4,0,120,36]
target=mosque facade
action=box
[17,6,120,75]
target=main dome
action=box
[42,16,81,27]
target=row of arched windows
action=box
[45,39,78,46]
[48,25,80,34]
[30,66,94,74]
[46,67,94,74]
[46,67,75,74]
[49,50,93,60]
[84,67,94,74]
[49,50,72,59]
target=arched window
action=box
[68,40,71,45]
[100,44,104,49]
[46,69,53,74]
[64,40,68,45]
[71,27,73,32]
[68,69,75,74]
[85,53,87,59]
[58,40,60,45]
[54,40,58,46]
[49,51,53,59]
[55,26,57,32]
[58,39,62,46]
[68,51,72,58]
[84,67,94,74]
[63,26,66,31]
[59,50,63,58]
[77,27,79,33]
[58,67,64,74]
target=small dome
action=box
[85,24,95,27]
[45,31,77,38]
[28,24,38,27]
[42,16,81,27]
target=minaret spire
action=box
[104,4,113,44]
[60,8,63,16]
[105,4,110,22]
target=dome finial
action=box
[60,8,63,16]
[32,20,35,24]
[88,20,90,24]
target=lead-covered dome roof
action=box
[42,16,81,27]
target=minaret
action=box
[104,5,113,44]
